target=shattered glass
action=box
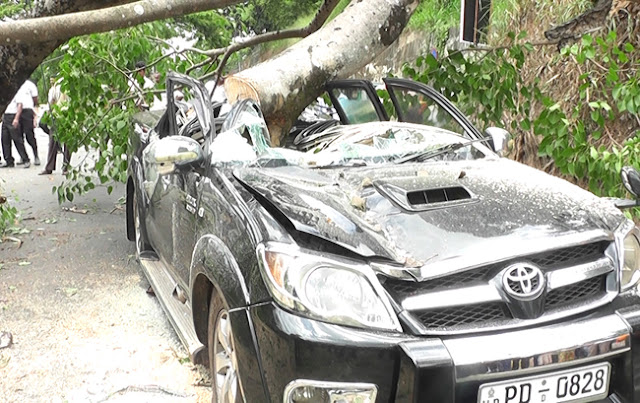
[210,121,490,169]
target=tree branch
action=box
[189,0,341,83]
[450,39,560,56]
[0,0,242,44]
[200,0,341,60]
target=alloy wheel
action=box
[214,309,240,403]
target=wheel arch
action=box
[190,234,250,346]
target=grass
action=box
[489,0,594,42]
[408,0,460,44]
[261,0,352,54]
[406,0,594,47]
[259,0,596,59]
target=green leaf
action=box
[584,47,595,60]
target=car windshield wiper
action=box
[393,136,491,164]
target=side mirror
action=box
[621,166,640,198]
[484,127,511,156]
[143,136,203,175]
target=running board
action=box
[139,258,207,365]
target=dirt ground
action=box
[0,129,212,402]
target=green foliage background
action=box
[404,29,640,199]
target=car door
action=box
[144,72,214,291]
[383,77,483,140]
[326,79,388,124]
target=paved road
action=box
[0,129,211,402]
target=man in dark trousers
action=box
[39,78,71,175]
[17,79,40,166]
[1,88,31,168]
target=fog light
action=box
[284,379,378,403]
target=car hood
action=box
[233,158,625,273]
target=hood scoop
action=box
[407,186,471,205]
[374,182,477,212]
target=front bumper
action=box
[248,294,640,403]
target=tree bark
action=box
[0,0,240,115]
[225,0,419,145]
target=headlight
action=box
[621,232,640,291]
[257,243,401,331]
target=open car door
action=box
[383,77,483,140]
[326,79,388,124]
[143,72,213,290]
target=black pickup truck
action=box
[127,72,640,403]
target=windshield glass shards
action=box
[209,121,490,169]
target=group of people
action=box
[1,78,71,174]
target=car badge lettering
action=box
[502,263,545,301]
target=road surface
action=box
[0,128,212,402]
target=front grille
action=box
[529,242,605,268]
[382,241,612,333]
[383,266,492,298]
[382,241,608,300]
[545,275,605,310]
[415,303,507,329]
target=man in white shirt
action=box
[1,88,31,168]
[16,79,40,165]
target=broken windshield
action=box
[209,121,490,168]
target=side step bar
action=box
[139,258,207,365]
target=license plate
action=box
[477,362,610,403]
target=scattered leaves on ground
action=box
[64,288,78,297]
[0,331,13,349]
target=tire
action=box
[132,188,151,258]
[208,292,243,403]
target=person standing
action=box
[1,88,31,168]
[128,61,156,111]
[16,79,40,165]
[39,78,71,175]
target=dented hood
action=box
[233,158,625,268]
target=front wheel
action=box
[208,292,243,403]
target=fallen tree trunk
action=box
[2,0,417,145]
[225,0,419,145]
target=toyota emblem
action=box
[502,264,545,301]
